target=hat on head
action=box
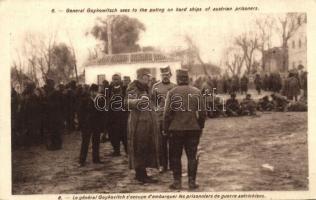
[112,73,121,80]
[123,76,131,81]
[137,68,152,78]
[176,69,189,78]
[289,68,298,74]
[160,66,171,75]
[58,84,65,89]
[176,69,189,84]
[297,64,304,70]
[25,81,36,92]
[90,84,98,92]
[46,78,55,87]
[69,80,77,89]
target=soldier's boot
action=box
[169,179,182,190]
[188,176,199,190]
[135,168,158,184]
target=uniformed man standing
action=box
[43,79,64,150]
[152,66,176,172]
[65,80,77,132]
[79,84,105,166]
[163,69,206,190]
[240,74,249,95]
[126,68,160,183]
[108,74,128,156]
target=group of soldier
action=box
[195,66,307,99]
[11,64,307,190]
[194,72,283,95]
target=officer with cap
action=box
[152,66,176,172]
[163,69,206,190]
[126,68,160,183]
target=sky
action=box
[2,1,285,74]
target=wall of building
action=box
[288,23,307,70]
[85,61,182,84]
[263,47,287,74]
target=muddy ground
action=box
[12,110,308,194]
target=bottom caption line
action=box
[70,193,265,200]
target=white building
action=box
[84,52,182,84]
[288,15,307,70]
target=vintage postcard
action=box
[0,0,315,199]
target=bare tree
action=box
[235,32,260,74]
[22,31,57,82]
[223,46,244,76]
[255,16,275,70]
[184,35,211,76]
[15,30,77,85]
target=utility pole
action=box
[107,16,113,55]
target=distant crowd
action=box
[194,68,307,118]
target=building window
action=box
[97,74,106,85]
[292,40,295,49]
[299,39,302,48]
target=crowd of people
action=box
[11,65,307,190]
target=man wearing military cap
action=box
[126,67,160,183]
[163,69,206,190]
[152,66,176,173]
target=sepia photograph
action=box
[0,0,315,199]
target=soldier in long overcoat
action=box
[43,79,64,150]
[231,75,240,93]
[20,82,43,146]
[254,74,262,95]
[126,68,160,183]
[282,71,301,101]
[240,74,249,94]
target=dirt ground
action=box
[12,110,308,194]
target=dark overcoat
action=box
[126,81,160,170]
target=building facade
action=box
[287,15,307,70]
[84,52,181,84]
[262,47,287,73]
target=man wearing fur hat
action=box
[152,66,176,172]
